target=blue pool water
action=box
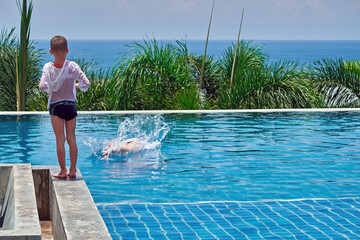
[1,112,360,239]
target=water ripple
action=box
[1,112,360,204]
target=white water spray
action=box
[84,115,170,159]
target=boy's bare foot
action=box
[68,168,76,178]
[102,142,113,156]
[102,149,110,156]
[52,171,68,179]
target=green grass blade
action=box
[199,0,215,91]
[230,8,244,91]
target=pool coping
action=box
[0,164,41,240]
[1,108,360,115]
[32,166,112,240]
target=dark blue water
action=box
[35,40,360,69]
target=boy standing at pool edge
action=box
[39,36,90,178]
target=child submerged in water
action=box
[102,138,145,156]
[39,36,91,178]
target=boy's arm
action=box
[39,65,50,93]
[74,63,91,91]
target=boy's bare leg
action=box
[65,117,77,178]
[51,115,67,178]
[120,144,130,154]
[127,142,140,151]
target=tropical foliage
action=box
[2,34,360,111]
[16,0,34,111]
[112,39,199,110]
[218,59,323,109]
[311,58,360,107]
[0,27,42,111]
[2,0,360,111]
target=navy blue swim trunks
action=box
[49,100,77,121]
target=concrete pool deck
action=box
[0,164,111,240]
[0,164,41,240]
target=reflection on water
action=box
[100,149,165,178]
[0,115,48,164]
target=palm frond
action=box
[164,85,205,110]
[316,82,360,108]
[0,28,18,110]
[220,40,267,82]
[16,0,34,111]
[218,60,323,109]
[112,39,197,110]
[311,58,360,107]
[74,58,116,111]
[0,27,41,111]
[189,54,221,103]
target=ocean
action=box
[35,40,360,69]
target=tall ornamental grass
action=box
[310,58,360,107]
[16,0,34,111]
[112,39,201,110]
[189,54,221,105]
[215,40,322,109]
[0,27,42,111]
[2,33,360,111]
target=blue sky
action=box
[1,0,359,40]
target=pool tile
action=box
[99,198,360,239]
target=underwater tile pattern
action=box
[99,197,360,240]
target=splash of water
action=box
[84,115,170,159]
[115,115,170,150]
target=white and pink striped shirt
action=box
[39,60,91,108]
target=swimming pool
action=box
[1,111,360,239]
